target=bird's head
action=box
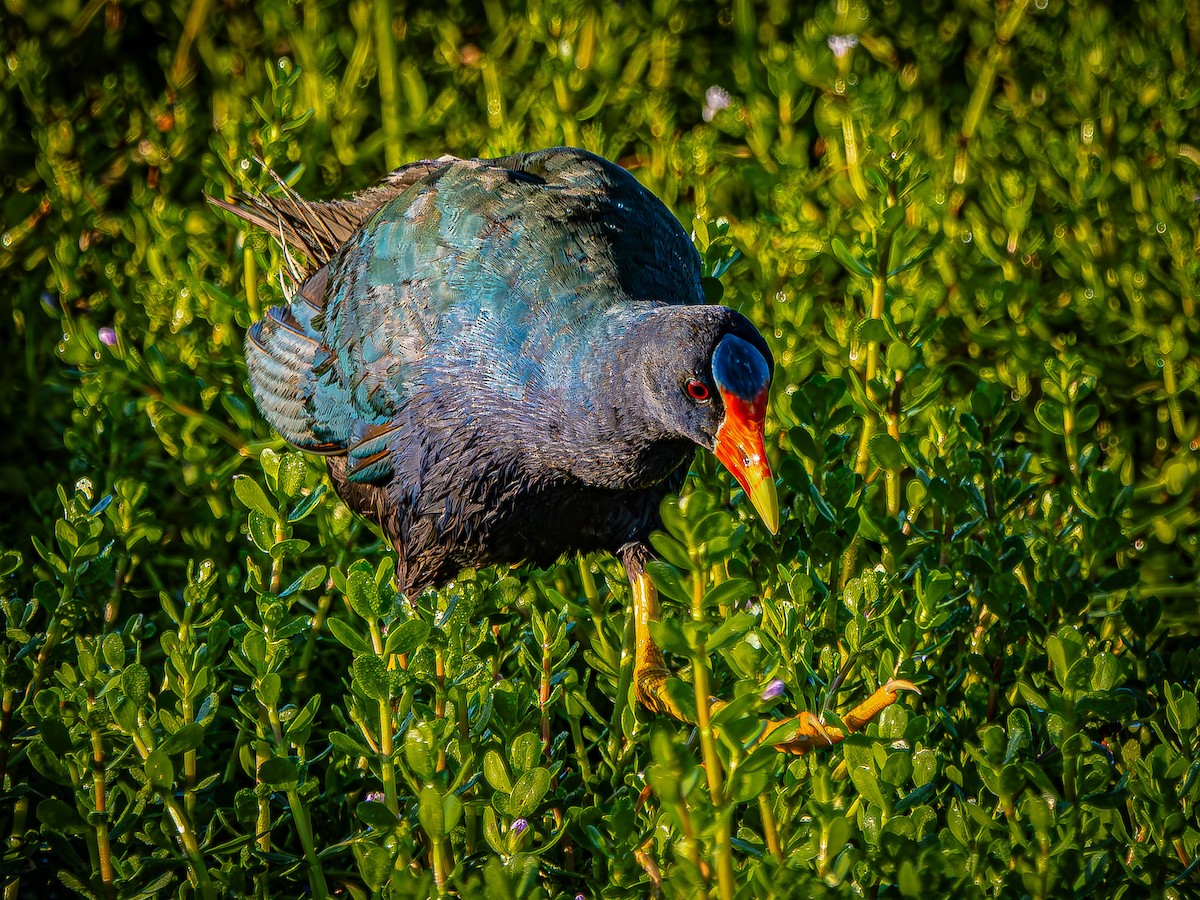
[634,307,780,534]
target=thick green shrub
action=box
[1,0,1197,897]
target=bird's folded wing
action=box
[345,421,400,484]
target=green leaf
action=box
[1004,708,1031,763]
[702,578,754,610]
[1034,399,1066,435]
[886,341,915,371]
[278,453,307,498]
[831,236,873,277]
[352,655,391,702]
[328,730,371,758]
[418,785,445,838]
[648,531,693,571]
[510,732,541,774]
[442,793,463,834]
[346,560,382,621]
[483,807,505,855]
[508,767,552,818]
[327,617,371,654]
[280,564,326,598]
[37,798,87,834]
[359,846,393,892]
[646,561,691,604]
[706,611,757,653]
[855,317,890,344]
[912,748,938,786]
[1074,403,1100,433]
[160,723,206,755]
[405,722,437,782]
[1165,684,1199,736]
[258,672,281,707]
[28,742,72,786]
[258,756,298,788]
[233,476,278,520]
[484,750,512,793]
[0,550,22,577]
[850,761,888,810]
[868,433,904,471]
[39,719,73,755]
[247,509,277,553]
[888,245,933,276]
[144,749,175,790]
[384,619,430,657]
[287,483,327,522]
[808,483,837,521]
[101,633,125,669]
[356,801,399,829]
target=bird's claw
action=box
[765,678,922,756]
[627,566,917,756]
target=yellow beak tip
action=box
[747,476,780,535]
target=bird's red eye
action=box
[686,379,710,401]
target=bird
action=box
[212,146,910,752]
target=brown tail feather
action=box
[207,156,463,269]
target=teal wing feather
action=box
[231,148,702,484]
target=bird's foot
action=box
[624,552,917,754]
[634,655,698,723]
[756,679,920,756]
[634,649,918,755]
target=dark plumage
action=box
[214,146,920,753]
[212,146,776,595]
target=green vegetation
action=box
[2,0,1198,896]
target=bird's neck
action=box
[543,305,692,490]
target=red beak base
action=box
[713,386,779,534]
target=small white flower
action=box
[827,34,859,60]
[702,84,732,122]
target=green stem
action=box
[373,0,402,170]
[434,646,447,772]
[608,613,635,762]
[0,684,15,791]
[243,245,260,321]
[162,792,217,900]
[431,829,448,894]
[759,794,783,863]
[295,589,335,698]
[580,556,613,656]
[843,220,895,591]
[131,380,247,451]
[690,562,734,900]
[569,713,593,786]
[540,626,553,756]
[841,110,868,202]
[955,0,1030,185]
[255,709,272,853]
[379,695,399,814]
[3,794,28,900]
[89,722,115,900]
[457,688,478,854]
[285,787,330,900]
[170,0,214,86]
[1161,356,1186,441]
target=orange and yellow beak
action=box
[713,386,779,534]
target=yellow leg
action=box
[625,559,917,755]
[631,568,697,722]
